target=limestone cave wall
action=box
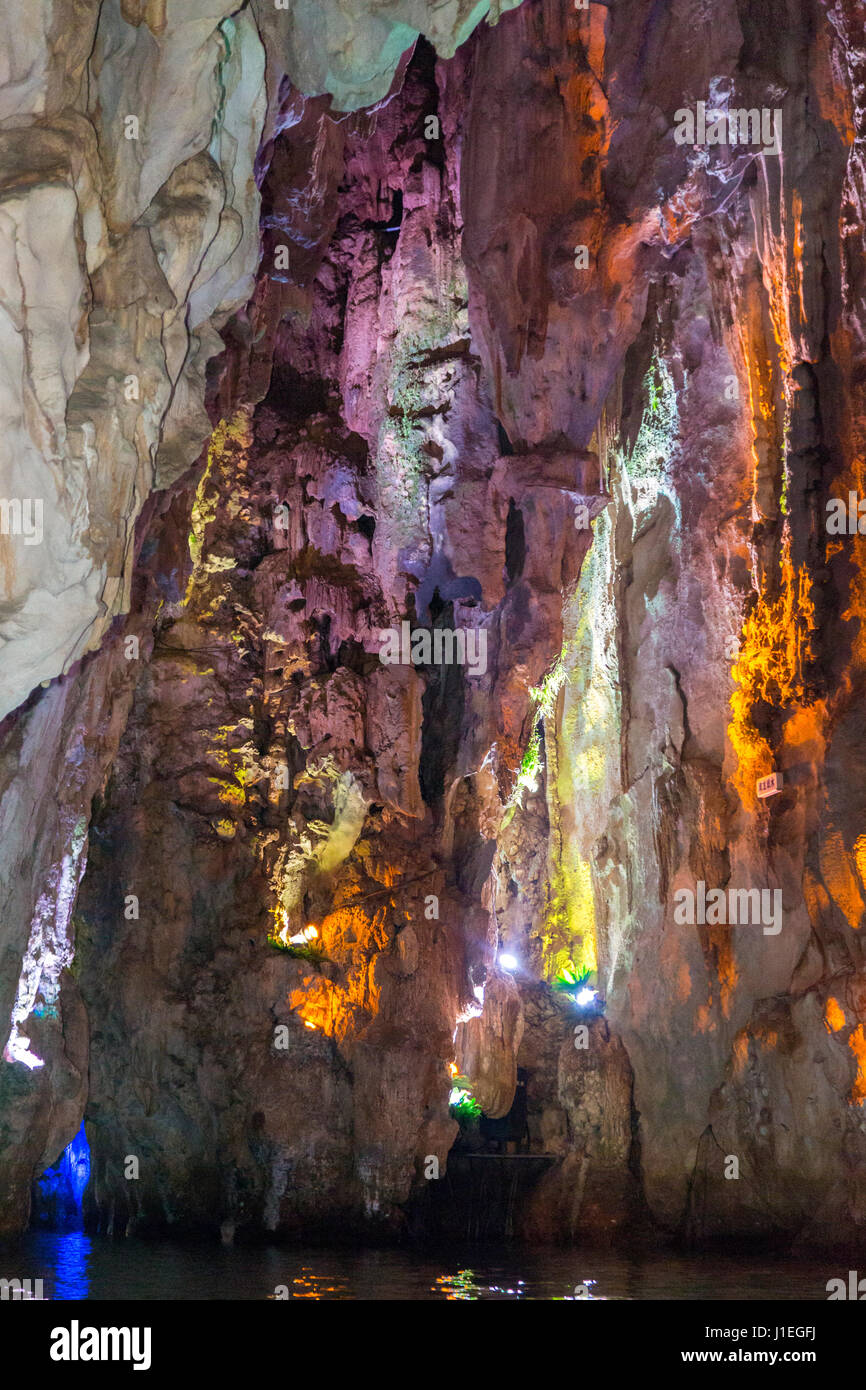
[2,0,866,1250]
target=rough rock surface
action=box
[0,0,524,1237]
[3,0,866,1250]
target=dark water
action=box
[0,1233,839,1300]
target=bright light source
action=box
[3,1033,44,1069]
[576,987,597,1007]
[499,953,518,971]
[287,923,319,945]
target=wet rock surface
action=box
[2,0,866,1250]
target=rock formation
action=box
[2,0,866,1252]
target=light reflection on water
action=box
[35,1232,92,1301]
[0,1233,838,1301]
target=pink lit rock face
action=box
[2,0,866,1253]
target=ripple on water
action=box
[0,1235,837,1301]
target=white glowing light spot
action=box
[4,816,87,1071]
[499,953,518,971]
[2,1033,44,1069]
[576,987,597,1007]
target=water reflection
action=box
[31,1232,92,1300]
[434,1269,480,1299]
[270,1267,352,1299]
[0,1234,835,1300]
[434,1269,530,1299]
[565,1278,602,1299]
